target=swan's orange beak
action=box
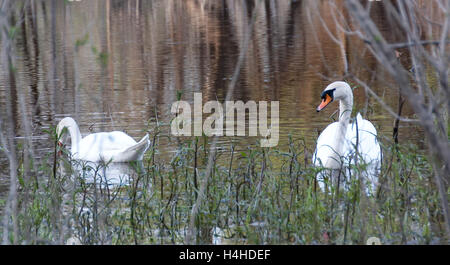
[57,141,63,156]
[317,94,332,112]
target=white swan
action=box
[312,81,382,193]
[56,117,150,162]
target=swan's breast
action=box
[313,122,343,169]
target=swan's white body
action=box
[57,117,150,163]
[312,82,382,193]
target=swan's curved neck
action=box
[335,86,353,153]
[339,96,352,125]
[68,124,82,156]
[58,118,82,156]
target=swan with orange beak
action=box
[313,81,382,194]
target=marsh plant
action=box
[0,120,446,245]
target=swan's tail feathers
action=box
[352,113,363,129]
[138,133,150,144]
[117,134,150,162]
[356,112,363,121]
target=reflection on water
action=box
[0,1,425,187]
[69,161,145,186]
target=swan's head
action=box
[316,81,352,112]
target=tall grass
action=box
[0,120,445,245]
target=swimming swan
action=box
[313,81,382,193]
[56,117,150,162]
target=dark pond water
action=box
[0,0,425,193]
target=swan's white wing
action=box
[78,131,138,162]
[345,113,381,163]
[344,113,382,191]
[103,134,150,162]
